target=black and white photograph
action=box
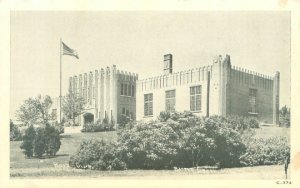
[1,2,300,188]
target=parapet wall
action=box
[137,65,212,92]
[230,66,274,90]
[69,65,138,100]
[68,65,138,125]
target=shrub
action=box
[226,115,259,132]
[240,136,290,166]
[70,112,284,171]
[20,123,61,158]
[69,139,126,170]
[20,126,36,158]
[118,121,180,169]
[10,120,22,141]
[52,121,65,134]
[118,115,246,169]
[34,127,47,158]
[279,106,290,127]
[118,114,131,129]
[44,123,61,156]
[81,119,114,132]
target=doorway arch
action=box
[83,113,94,125]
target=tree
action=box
[44,123,61,156]
[16,95,53,126]
[20,126,36,158]
[279,106,290,127]
[62,89,85,126]
[20,124,61,158]
[34,127,46,158]
[10,119,22,141]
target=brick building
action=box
[55,54,280,130]
[66,65,138,129]
[136,54,280,124]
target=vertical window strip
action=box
[190,86,202,112]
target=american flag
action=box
[62,41,79,59]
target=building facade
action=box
[67,65,138,128]
[136,54,280,124]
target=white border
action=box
[1,0,300,188]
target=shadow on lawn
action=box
[60,134,72,138]
[26,154,69,159]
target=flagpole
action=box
[60,38,62,123]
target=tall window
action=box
[121,83,124,95]
[132,85,135,97]
[144,93,153,116]
[249,88,257,113]
[124,84,127,95]
[190,86,201,112]
[166,90,176,112]
[128,84,131,96]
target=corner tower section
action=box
[210,54,231,116]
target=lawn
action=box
[10,131,117,170]
[10,127,290,178]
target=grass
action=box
[10,126,290,178]
[254,125,290,139]
[10,131,117,169]
[10,165,288,179]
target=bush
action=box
[226,115,259,132]
[70,112,286,171]
[20,126,36,158]
[44,123,61,156]
[20,123,61,158]
[81,119,114,132]
[240,136,290,166]
[117,115,246,169]
[118,121,180,169]
[51,121,64,134]
[34,127,47,158]
[69,139,126,170]
[279,106,290,127]
[118,114,131,129]
[10,120,22,141]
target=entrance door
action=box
[83,113,94,125]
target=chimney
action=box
[164,54,173,74]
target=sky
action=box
[10,11,290,120]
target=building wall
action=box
[116,72,137,121]
[136,54,280,125]
[227,66,276,123]
[68,65,137,128]
[136,65,212,120]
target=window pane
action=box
[190,87,195,95]
[196,95,201,111]
[149,102,153,115]
[144,103,148,116]
[128,84,131,96]
[132,85,135,97]
[121,84,123,95]
[196,86,201,94]
[124,84,127,95]
[190,96,195,111]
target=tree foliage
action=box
[16,95,53,126]
[279,106,290,127]
[20,126,36,158]
[10,119,22,141]
[62,89,85,126]
[70,112,289,171]
[20,123,61,158]
[69,139,126,170]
